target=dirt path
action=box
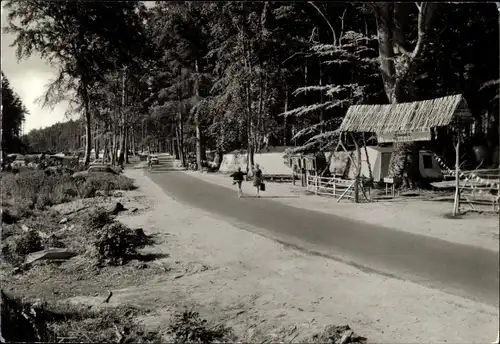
[68,169,499,343]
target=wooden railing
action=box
[306,175,357,202]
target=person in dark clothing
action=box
[230,167,247,198]
[253,164,263,197]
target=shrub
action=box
[2,230,43,265]
[168,309,233,344]
[1,209,19,224]
[13,230,43,257]
[43,235,66,249]
[84,208,114,232]
[93,222,149,266]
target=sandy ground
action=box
[185,171,499,252]
[66,168,499,343]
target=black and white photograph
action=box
[1,1,499,343]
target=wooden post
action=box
[453,137,461,216]
[315,173,318,194]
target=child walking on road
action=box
[230,167,247,198]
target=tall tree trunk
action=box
[118,67,127,167]
[125,127,129,164]
[82,83,92,166]
[95,121,100,160]
[284,83,288,145]
[103,134,109,164]
[131,128,136,156]
[319,57,324,134]
[242,35,254,172]
[194,60,203,171]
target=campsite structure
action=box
[305,94,483,212]
[337,94,473,213]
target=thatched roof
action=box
[340,94,472,134]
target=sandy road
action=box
[147,165,499,307]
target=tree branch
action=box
[411,2,437,59]
[307,1,337,46]
[338,8,347,46]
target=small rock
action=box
[113,191,124,198]
[129,207,138,213]
[340,330,353,344]
[96,190,107,197]
[21,224,30,232]
[59,217,69,224]
[111,202,126,215]
[37,231,50,239]
[134,228,145,237]
[25,248,76,264]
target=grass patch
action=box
[1,290,161,343]
[0,170,136,212]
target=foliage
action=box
[23,119,83,153]
[2,230,43,265]
[1,72,29,154]
[5,2,499,174]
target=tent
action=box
[327,146,443,182]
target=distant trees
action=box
[1,72,28,154]
[23,120,83,153]
[3,0,146,165]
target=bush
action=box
[1,208,19,224]
[2,230,43,265]
[13,230,43,257]
[93,222,149,266]
[84,208,114,232]
[168,309,233,344]
[43,234,66,249]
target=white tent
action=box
[327,146,443,182]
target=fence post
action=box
[315,174,318,195]
[333,178,336,198]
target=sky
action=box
[1,6,72,134]
[1,1,155,135]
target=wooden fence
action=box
[460,185,499,211]
[306,175,357,202]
